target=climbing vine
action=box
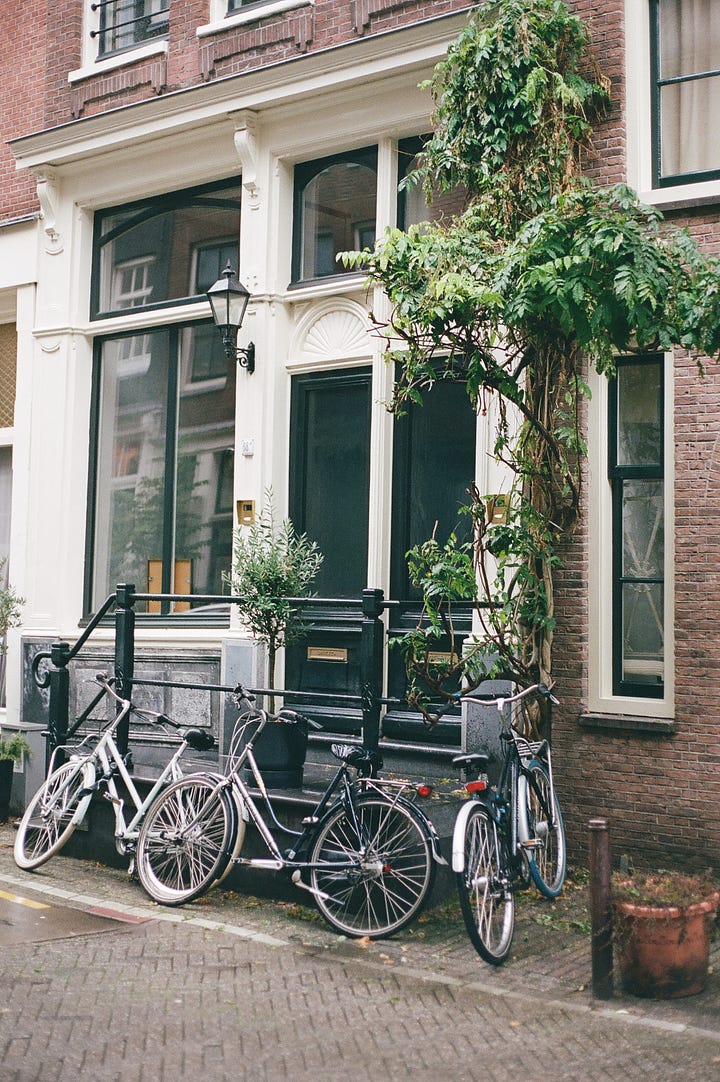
[344,0,720,727]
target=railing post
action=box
[47,640,71,770]
[589,817,614,999]
[360,588,384,753]
[114,583,136,756]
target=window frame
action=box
[93,0,170,60]
[608,356,665,699]
[291,146,378,286]
[650,0,720,188]
[587,353,674,720]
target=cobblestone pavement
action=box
[1,822,719,1082]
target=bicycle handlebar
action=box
[453,682,559,712]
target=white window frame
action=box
[626,0,720,207]
[198,0,313,39]
[587,356,675,719]
[70,1,169,84]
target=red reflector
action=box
[466,780,487,793]
[416,784,433,798]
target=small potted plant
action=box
[0,730,31,822]
[225,491,323,787]
[612,867,720,998]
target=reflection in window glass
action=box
[610,357,665,696]
[91,324,236,611]
[97,0,169,56]
[93,181,241,317]
[293,149,377,281]
[398,138,467,230]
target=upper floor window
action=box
[608,357,665,698]
[651,0,720,186]
[292,147,377,284]
[93,0,169,57]
[92,179,241,318]
[397,137,467,230]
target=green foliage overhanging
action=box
[344,0,720,727]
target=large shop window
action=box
[91,180,241,318]
[87,180,241,617]
[292,147,377,283]
[651,0,720,185]
[94,0,169,57]
[608,357,665,697]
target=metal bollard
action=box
[589,817,614,999]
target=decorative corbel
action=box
[231,110,260,209]
[34,167,64,254]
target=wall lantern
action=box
[206,262,255,373]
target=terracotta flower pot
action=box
[613,891,720,998]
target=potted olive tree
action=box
[225,493,323,787]
[612,868,720,998]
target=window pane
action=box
[294,151,377,281]
[656,0,720,179]
[98,0,169,55]
[177,327,236,600]
[622,480,664,579]
[92,325,236,611]
[622,582,664,685]
[398,139,467,230]
[94,183,241,316]
[616,363,662,467]
[93,330,170,610]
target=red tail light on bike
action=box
[466,780,487,793]
[416,784,433,798]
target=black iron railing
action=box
[91,0,169,57]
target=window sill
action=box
[638,178,720,212]
[579,712,675,736]
[69,40,169,85]
[197,0,313,39]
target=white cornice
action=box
[10,12,470,171]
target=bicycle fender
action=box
[452,799,483,874]
[72,761,96,825]
[402,800,448,866]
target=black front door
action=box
[286,368,372,730]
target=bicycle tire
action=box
[14,759,95,871]
[518,760,566,898]
[456,803,514,964]
[309,794,435,939]
[135,774,237,906]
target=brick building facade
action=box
[1,1,719,873]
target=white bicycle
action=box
[14,673,216,873]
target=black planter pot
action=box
[0,758,14,822]
[245,719,308,789]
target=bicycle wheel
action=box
[309,794,435,939]
[519,760,566,898]
[456,803,514,965]
[14,758,94,871]
[135,775,237,906]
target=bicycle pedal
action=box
[520,839,543,850]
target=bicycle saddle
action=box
[452,752,491,770]
[184,729,215,752]
[331,744,384,774]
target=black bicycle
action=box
[451,683,566,964]
[135,686,447,939]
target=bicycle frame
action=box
[44,693,192,856]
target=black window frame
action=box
[291,146,378,286]
[650,0,720,187]
[608,354,665,699]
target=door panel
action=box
[285,369,372,731]
[385,379,477,744]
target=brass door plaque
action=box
[307,646,348,663]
